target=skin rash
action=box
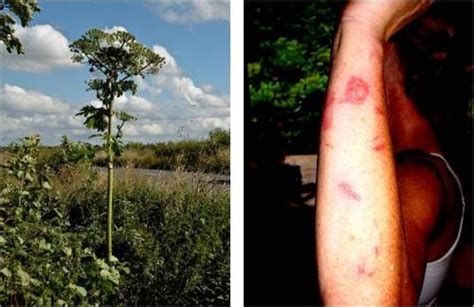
[343,76,370,105]
[321,76,370,131]
[374,106,385,116]
[357,262,375,278]
[337,182,361,201]
[373,143,386,152]
[374,245,380,257]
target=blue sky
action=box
[0,0,229,145]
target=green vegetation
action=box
[0,136,127,305]
[108,128,230,173]
[0,129,230,174]
[70,28,166,262]
[0,135,229,305]
[246,3,341,152]
[0,0,41,54]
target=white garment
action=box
[417,153,466,306]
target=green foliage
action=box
[70,28,165,155]
[0,136,124,305]
[115,129,230,173]
[2,129,230,174]
[70,29,165,81]
[53,151,230,304]
[109,180,229,305]
[58,135,96,166]
[207,128,230,148]
[71,28,165,262]
[0,135,229,304]
[246,3,341,152]
[91,129,230,173]
[0,0,41,54]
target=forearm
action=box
[316,22,404,304]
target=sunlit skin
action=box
[317,31,403,302]
[316,0,465,304]
[313,0,464,305]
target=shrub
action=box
[0,136,125,305]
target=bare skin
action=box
[385,40,462,295]
[316,1,461,304]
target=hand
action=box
[341,0,433,41]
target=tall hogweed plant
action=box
[69,29,165,262]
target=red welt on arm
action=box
[338,182,361,201]
[343,76,369,104]
[374,245,380,257]
[357,262,375,278]
[321,76,369,131]
[373,143,386,152]
[374,106,385,116]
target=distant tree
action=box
[246,2,342,153]
[208,128,230,147]
[0,0,40,54]
[70,29,165,263]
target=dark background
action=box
[244,1,472,305]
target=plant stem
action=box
[106,88,114,264]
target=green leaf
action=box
[24,172,34,182]
[100,269,110,279]
[109,255,119,263]
[100,269,120,285]
[0,236,6,246]
[96,259,110,270]
[0,267,12,278]
[30,278,40,286]
[54,208,63,218]
[84,116,96,129]
[42,181,52,190]
[117,111,136,122]
[75,285,87,297]
[68,283,87,297]
[63,247,72,257]
[38,239,53,252]
[0,0,40,54]
[17,267,31,287]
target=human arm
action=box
[315,1,433,304]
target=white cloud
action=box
[168,76,227,107]
[0,112,86,146]
[144,44,228,108]
[115,95,155,113]
[0,84,85,145]
[150,0,229,24]
[0,24,79,72]
[202,84,213,93]
[124,121,163,136]
[1,84,70,114]
[152,45,181,76]
[125,43,229,141]
[103,26,128,33]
